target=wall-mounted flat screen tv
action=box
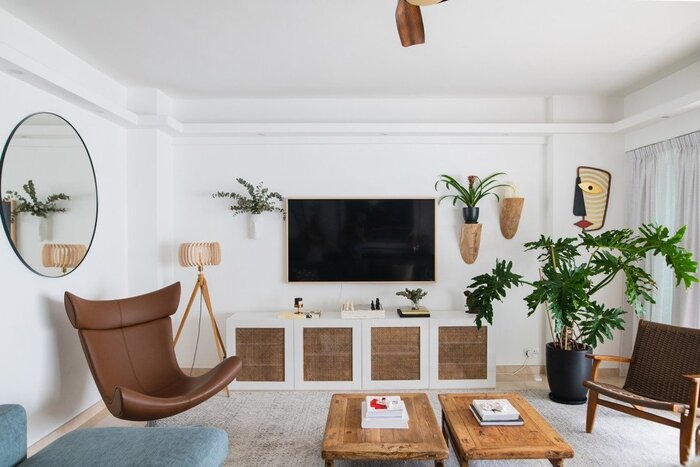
[287,198,436,282]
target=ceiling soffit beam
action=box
[1,50,696,136]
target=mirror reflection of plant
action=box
[3,180,69,218]
[212,178,285,219]
[465,225,698,350]
[435,172,510,207]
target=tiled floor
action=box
[82,371,625,429]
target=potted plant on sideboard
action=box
[396,288,428,310]
[464,225,698,404]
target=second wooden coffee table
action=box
[439,393,574,466]
[322,393,449,466]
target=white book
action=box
[469,404,524,426]
[471,399,520,422]
[361,402,409,429]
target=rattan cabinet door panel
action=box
[303,327,353,381]
[371,327,421,381]
[438,326,487,380]
[363,320,429,389]
[294,319,362,389]
[428,316,495,389]
[227,314,294,389]
[235,328,285,382]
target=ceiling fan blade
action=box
[396,0,425,47]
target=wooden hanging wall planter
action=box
[499,197,525,239]
[459,223,482,264]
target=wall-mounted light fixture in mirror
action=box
[0,113,97,277]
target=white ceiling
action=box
[1,0,700,98]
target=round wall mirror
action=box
[0,113,97,277]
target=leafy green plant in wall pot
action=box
[465,225,698,404]
[435,172,509,223]
[396,288,428,310]
[3,180,70,241]
[212,178,285,239]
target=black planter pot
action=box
[545,342,592,405]
[462,207,480,224]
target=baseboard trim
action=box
[496,365,544,375]
[28,400,105,457]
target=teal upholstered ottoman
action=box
[1,405,228,467]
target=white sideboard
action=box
[226,310,495,390]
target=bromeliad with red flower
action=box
[435,172,509,223]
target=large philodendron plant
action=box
[465,225,698,350]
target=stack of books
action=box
[361,396,409,429]
[469,399,524,426]
[397,306,430,318]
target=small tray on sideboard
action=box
[397,307,431,318]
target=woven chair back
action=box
[624,319,700,405]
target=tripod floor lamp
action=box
[174,241,229,397]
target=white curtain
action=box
[627,131,700,331]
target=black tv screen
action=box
[287,198,435,282]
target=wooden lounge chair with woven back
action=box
[583,319,700,465]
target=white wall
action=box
[0,72,128,445]
[625,108,700,151]
[170,134,628,368]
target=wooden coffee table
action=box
[439,393,574,466]
[322,393,449,466]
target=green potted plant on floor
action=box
[434,172,509,223]
[465,225,698,404]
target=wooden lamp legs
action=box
[173,267,229,397]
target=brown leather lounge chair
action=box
[583,320,700,465]
[64,282,242,421]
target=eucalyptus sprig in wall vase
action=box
[434,172,509,264]
[3,179,70,241]
[213,178,285,239]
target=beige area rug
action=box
[154,390,680,466]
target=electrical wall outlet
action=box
[524,348,539,358]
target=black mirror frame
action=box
[0,112,99,278]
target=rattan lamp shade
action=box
[178,242,221,268]
[42,243,87,272]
